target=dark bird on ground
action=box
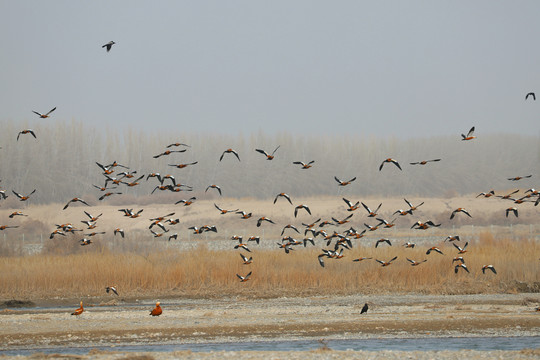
[102,41,116,52]
[255,146,280,160]
[220,149,240,161]
[461,126,476,141]
[32,107,56,118]
[361,303,369,314]
[17,129,36,141]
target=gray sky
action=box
[2,1,539,138]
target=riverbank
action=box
[1,293,539,358]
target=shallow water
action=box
[2,336,539,356]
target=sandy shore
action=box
[1,293,539,358]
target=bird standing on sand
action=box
[71,301,84,316]
[361,303,368,314]
[150,302,162,316]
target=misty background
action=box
[1,1,540,138]
[1,1,539,204]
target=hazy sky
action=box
[2,1,539,138]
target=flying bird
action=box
[375,256,398,267]
[334,176,356,186]
[63,198,90,210]
[526,92,536,100]
[410,159,441,165]
[461,126,476,141]
[362,202,382,217]
[17,129,36,141]
[407,258,427,266]
[153,149,187,158]
[455,263,470,273]
[236,271,252,282]
[255,146,280,160]
[106,286,119,296]
[505,207,518,218]
[12,189,36,201]
[32,107,56,118]
[220,149,240,161]
[293,160,315,169]
[102,41,116,52]
[274,193,292,205]
[450,208,472,219]
[294,204,311,217]
[482,265,497,274]
[379,158,402,171]
[508,175,532,181]
[206,185,222,196]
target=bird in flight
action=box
[17,129,37,141]
[410,159,441,166]
[526,92,536,100]
[293,160,315,169]
[379,158,402,171]
[102,41,116,52]
[220,149,240,161]
[255,146,280,160]
[461,126,476,141]
[32,107,56,118]
[334,176,356,186]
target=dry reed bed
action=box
[0,233,538,299]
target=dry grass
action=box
[0,232,538,299]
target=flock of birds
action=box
[3,41,539,317]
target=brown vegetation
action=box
[0,232,538,300]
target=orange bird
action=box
[32,107,56,118]
[71,301,84,316]
[461,126,476,140]
[256,146,280,160]
[150,301,162,316]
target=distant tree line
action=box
[0,119,537,205]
